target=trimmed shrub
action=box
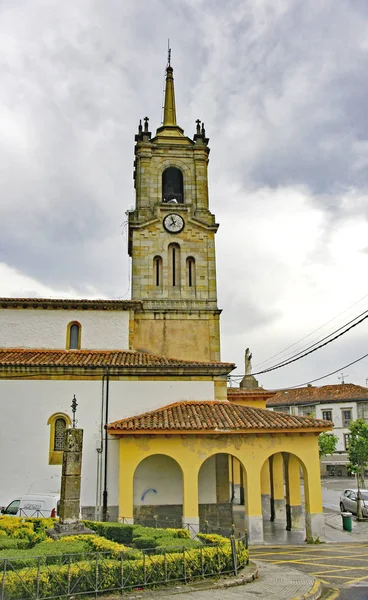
[0,516,56,547]
[133,535,157,550]
[154,537,202,551]
[0,537,29,551]
[0,539,89,569]
[83,521,135,545]
[2,542,248,599]
[197,533,228,545]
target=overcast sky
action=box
[1,0,368,389]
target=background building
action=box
[267,383,368,476]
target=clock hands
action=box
[163,214,184,233]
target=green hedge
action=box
[0,539,89,570]
[1,542,248,599]
[0,538,29,551]
[83,521,135,545]
[82,521,191,547]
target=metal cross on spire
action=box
[167,39,171,67]
[71,394,78,428]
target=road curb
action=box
[291,579,322,600]
[212,562,259,588]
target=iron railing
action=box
[0,536,248,600]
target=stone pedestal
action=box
[290,505,304,530]
[246,515,264,544]
[184,516,199,536]
[305,512,325,541]
[48,428,93,539]
[273,498,286,522]
[261,493,271,518]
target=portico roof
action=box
[107,400,332,435]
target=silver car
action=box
[340,488,368,517]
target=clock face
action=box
[163,213,184,233]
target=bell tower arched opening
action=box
[162,167,184,203]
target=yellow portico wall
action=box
[116,431,323,522]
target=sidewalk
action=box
[115,561,321,600]
[324,512,368,542]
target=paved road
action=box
[250,542,368,591]
[339,587,368,599]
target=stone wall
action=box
[199,503,234,532]
[134,504,183,528]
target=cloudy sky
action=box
[1,0,368,389]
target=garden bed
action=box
[0,517,248,599]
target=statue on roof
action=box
[240,347,258,390]
[245,348,252,375]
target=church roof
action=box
[0,348,234,373]
[0,298,140,311]
[107,400,332,435]
[267,383,368,406]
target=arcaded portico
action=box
[107,399,332,543]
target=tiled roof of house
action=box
[0,348,234,371]
[0,298,140,310]
[267,384,368,407]
[227,387,276,398]
[107,400,332,434]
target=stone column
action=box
[271,453,286,523]
[304,441,325,541]
[261,459,271,518]
[285,455,303,531]
[118,440,135,524]
[49,428,93,538]
[182,465,199,534]
[244,468,264,544]
[215,454,230,503]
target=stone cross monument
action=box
[48,396,93,539]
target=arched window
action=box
[186,257,196,287]
[168,243,181,287]
[162,167,184,203]
[66,321,81,349]
[54,418,66,451]
[153,256,163,288]
[47,413,72,465]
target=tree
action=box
[318,432,338,458]
[347,419,368,520]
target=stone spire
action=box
[163,65,177,126]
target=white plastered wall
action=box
[315,402,358,451]
[0,378,214,509]
[134,455,183,506]
[198,455,216,503]
[0,309,130,349]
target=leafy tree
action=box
[318,432,338,458]
[347,419,368,519]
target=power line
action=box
[253,292,368,370]
[255,308,368,374]
[231,310,368,378]
[280,351,368,389]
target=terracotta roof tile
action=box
[107,400,332,434]
[0,348,234,370]
[267,384,368,407]
[227,387,276,398]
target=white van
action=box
[1,494,60,518]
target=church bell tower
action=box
[128,56,221,361]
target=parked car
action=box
[340,489,368,517]
[0,494,60,518]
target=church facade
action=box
[0,59,331,543]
